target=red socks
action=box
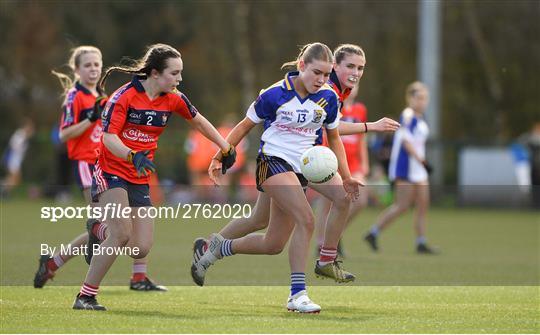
[131,263,147,282]
[319,247,337,265]
[80,282,99,297]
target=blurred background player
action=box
[365,81,437,254]
[184,114,246,202]
[1,118,34,196]
[74,43,235,310]
[33,46,167,293]
[517,122,540,208]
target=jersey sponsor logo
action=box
[280,115,293,122]
[122,128,156,143]
[129,112,142,120]
[127,109,170,127]
[275,124,316,135]
[279,110,294,122]
[90,125,103,143]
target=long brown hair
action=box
[333,44,365,64]
[99,43,181,92]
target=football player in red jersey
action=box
[35,46,166,292]
[73,44,236,311]
[314,84,370,255]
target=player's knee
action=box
[109,226,132,246]
[265,240,286,255]
[131,239,153,259]
[294,210,315,232]
[332,197,351,212]
[131,247,150,259]
[252,219,269,231]
[394,204,409,214]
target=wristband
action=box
[127,150,136,163]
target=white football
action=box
[300,146,338,183]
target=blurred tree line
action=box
[0,0,538,184]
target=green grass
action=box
[1,199,539,332]
[1,286,538,333]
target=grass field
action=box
[1,286,538,333]
[1,199,539,333]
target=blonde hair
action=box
[281,42,333,71]
[51,46,102,96]
[333,44,365,64]
[99,43,181,92]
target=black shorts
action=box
[91,163,152,207]
[255,154,308,192]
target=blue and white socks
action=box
[290,272,306,296]
[220,239,234,257]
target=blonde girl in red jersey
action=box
[35,46,167,292]
[35,46,104,287]
[73,43,236,310]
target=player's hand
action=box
[87,96,107,122]
[370,117,400,132]
[208,158,223,186]
[342,177,363,201]
[128,150,156,177]
[422,160,433,175]
[220,144,236,175]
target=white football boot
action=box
[191,233,224,286]
[286,290,321,313]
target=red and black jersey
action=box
[59,82,103,163]
[328,70,351,104]
[100,75,197,184]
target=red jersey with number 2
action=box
[100,76,197,184]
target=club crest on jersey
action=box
[312,109,323,123]
[162,114,168,126]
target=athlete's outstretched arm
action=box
[338,117,400,135]
[187,113,230,152]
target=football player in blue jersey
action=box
[191,44,399,285]
[192,42,362,313]
[364,81,437,254]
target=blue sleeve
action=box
[323,92,339,128]
[253,92,275,120]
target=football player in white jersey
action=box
[191,44,399,287]
[191,43,362,313]
[364,81,437,254]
